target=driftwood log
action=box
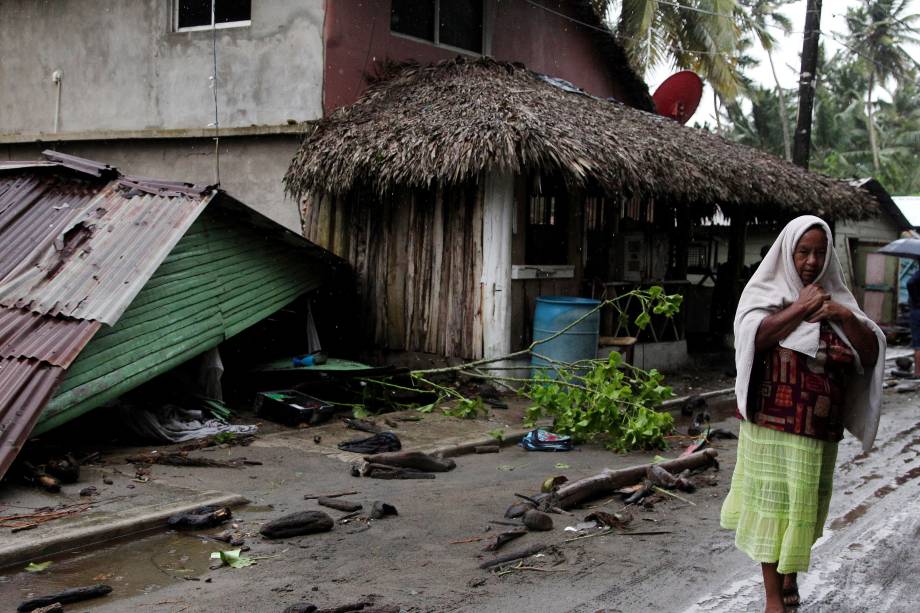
[17,585,112,612]
[554,449,718,510]
[317,497,362,513]
[362,451,456,472]
[479,543,549,569]
[260,511,334,539]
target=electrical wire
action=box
[523,0,737,55]
[210,0,221,186]
[525,0,900,71]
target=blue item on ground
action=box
[519,428,574,451]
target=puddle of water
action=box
[0,530,229,605]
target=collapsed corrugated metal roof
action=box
[0,151,313,480]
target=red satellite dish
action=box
[652,71,704,124]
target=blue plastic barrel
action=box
[531,296,601,379]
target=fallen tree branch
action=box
[554,449,718,509]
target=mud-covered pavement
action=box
[2,391,919,613]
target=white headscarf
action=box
[734,215,886,452]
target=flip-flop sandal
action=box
[782,587,801,607]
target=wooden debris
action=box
[317,497,362,513]
[260,511,334,539]
[647,465,695,492]
[31,603,63,613]
[125,452,241,468]
[362,451,456,472]
[179,433,256,451]
[0,503,92,529]
[304,491,359,500]
[17,584,112,612]
[479,543,549,570]
[449,535,484,545]
[482,528,527,552]
[554,449,718,509]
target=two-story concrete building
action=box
[0,0,650,232]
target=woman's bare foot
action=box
[761,563,786,613]
[782,573,800,607]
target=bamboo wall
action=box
[302,184,485,360]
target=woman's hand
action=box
[795,284,830,317]
[807,300,879,367]
[805,300,851,323]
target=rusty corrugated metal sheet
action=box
[0,151,217,480]
[0,175,215,325]
[0,173,100,281]
[0,357,65,480]
[0,307,101,367]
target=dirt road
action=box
[3,392,919,612]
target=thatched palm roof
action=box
[285,57,878,220]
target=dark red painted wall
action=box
[323,0,632,114]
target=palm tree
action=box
[843,0,920,173]
[613,0,743,104]
[738,0,796,160]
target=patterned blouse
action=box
[746,323,855,442]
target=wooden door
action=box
[481,173,514,359]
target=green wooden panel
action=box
[35,207,327,434]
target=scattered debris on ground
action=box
[482,528,527,551]
[317,497,362,512]
[363,451,456,473]
[0,502,93,531]
[125,451,245,468]
[337,432,401,454]
[17,584,112,612]
[261,511,335,539]
[368,501,398,520]
[167,505,233,530]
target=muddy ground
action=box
[2,390,919,612]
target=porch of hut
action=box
[285,57,881,369]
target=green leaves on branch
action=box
[634,287,682,330]
[441,397,486,419]
[524,354,675,452]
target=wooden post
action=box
[792,0,822,169]
[728,210,748,305]
[668,205,690,280]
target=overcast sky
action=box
[644,0,918,125]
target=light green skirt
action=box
[720,421,837,574]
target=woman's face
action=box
[793,227,827,285]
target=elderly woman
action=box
[721,216,886,612]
